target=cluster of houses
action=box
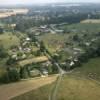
[59,47,83,70]
[19,57,51,78]
[11,37,35,60]
[28,24,64,36]
[62,36,100,70]
[10,36,53,77]
[32,61,53,77]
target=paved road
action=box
[0,75,57,100]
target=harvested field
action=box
[81,19,100,23]
[0,75,57,100]
[0,9,28,18]
[18,56,48,66]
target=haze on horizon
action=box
[0,0,100,5]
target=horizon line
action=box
[0,2,100,6]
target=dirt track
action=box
[0,75,57,100]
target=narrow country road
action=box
[48,63,65,100]
[0,75,57,100]
[49,74,63,100]
[48,62,73,100]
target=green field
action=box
[57,75,100,100]
[12,57,100,100]
[0,33,20,49]
[72,57,100,81]
[62,23,100,34]
[38,33,70,53]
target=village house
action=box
[30,69,41,77]
[26,37,31,41]
[42,69,49,76]
[55,29,64,33]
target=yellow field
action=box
[81,19,100,23]
[56,75,100,100]
[18,56,48,66]
[11,75,100,100]
[0,9,28,18]
[0,75,57,100]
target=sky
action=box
[0,0,100,5]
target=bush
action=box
[78,53,89,63]
[6,57,16,65]
[20,67,29,79]
[51,65,59,74]
[0,71,10,83]
[8,68,20,82]
[0,45,8,58]
[0,28,4,34]
[0,68,20,83]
